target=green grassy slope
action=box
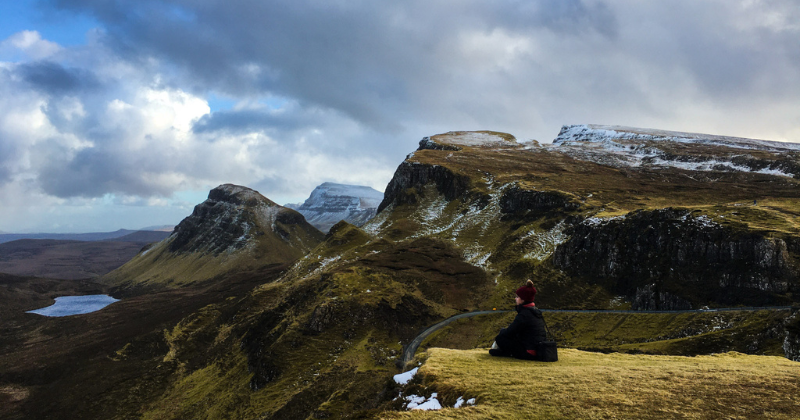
[419,310,791,357]
[131,221,491,419]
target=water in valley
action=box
[26,295,120,317]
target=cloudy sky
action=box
[1,0,799,233]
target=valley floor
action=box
[382,348,800,419]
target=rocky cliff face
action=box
[499,185,580,217]
[784,308,800,361]
[552,208,796,309]
[170,184,319,254]
[286,182,383,233]
[377,161,475,213]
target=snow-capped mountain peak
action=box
[286,182,384,233]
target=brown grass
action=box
[381,348,800,419]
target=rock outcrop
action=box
[784,308,800,361]
[552,208,796,309]
[103,184,324,289]
[499,185,580,217]
[170,184,322,255]
[377,162,475,213]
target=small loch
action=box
[26,295,120,317]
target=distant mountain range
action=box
[0,228,172,244]
[0,230,172,279]
[285,182,384,233]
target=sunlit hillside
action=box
[383,348,800,419]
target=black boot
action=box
[489,349,510,357]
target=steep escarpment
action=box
[552,209,797,309]
[499,185,581,217]
[369,128,800,313]
[103,184,324,290]
[377,161,476,213]
[168,184,320,255]
[376,132,522,214]
[784,307,800,361]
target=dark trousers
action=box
[494,328,536,360]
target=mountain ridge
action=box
[553,124,800,178]
[0,229,169,245]
[101,184,324,290]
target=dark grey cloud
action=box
[49,0,620,130]
[43,0,799,141]
[18,60,99,94]
[36,142,172,198]
[3,0,800,233]
[493,0,618,37]
[193,107,312,135]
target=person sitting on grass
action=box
[489,280,547,360]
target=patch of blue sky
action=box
[207,94,289,113]
[0,1,100,47]
[207,93,237,112]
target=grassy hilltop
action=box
[383,348,800,419]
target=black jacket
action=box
[505,304,547,351]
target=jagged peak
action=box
[554,124,800,152]
[208,184,277,207]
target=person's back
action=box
[515,305,547,353]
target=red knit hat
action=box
[515,280,537,302]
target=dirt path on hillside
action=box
[400,306,794,367]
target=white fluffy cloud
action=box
[0,30,61,60]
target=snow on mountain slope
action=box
[286,182,384,233]
[552,124,800,178]
[555,124,800,151]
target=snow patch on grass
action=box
[403,180,517,268]
[407,393,441,410]
[433,131,515,147]
[583,215,625,227]
[393,367,418,385]
[454,396,477,408]
[362,205,393,235]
